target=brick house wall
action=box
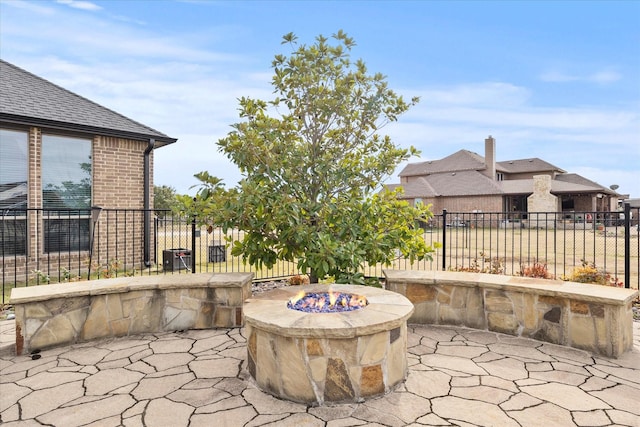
[4,127,155,283]
[416,195,503,216]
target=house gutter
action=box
[143,138,155,267]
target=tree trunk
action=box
[309,270,319,284]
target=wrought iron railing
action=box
[2,206,638,304]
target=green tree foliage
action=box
[189,31,436,284]
[154,185,179,217]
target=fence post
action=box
[191,197,197,274]
[442,209,447,271]
[624,203,630,288]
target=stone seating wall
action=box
[384,270,638,358]
[9,272,253,355]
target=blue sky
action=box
[1,0,639,198]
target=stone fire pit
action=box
[243,284,414,405]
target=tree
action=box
[190,31,436,284]
[154,185,178,218]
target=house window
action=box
[42,134,92,252]
[496,172,504,181]
[0,129,28,255]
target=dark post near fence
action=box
[624,203,630,289]
[191,198,197,274]
[442,209,447,271]
[87,206,103,279]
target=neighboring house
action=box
[0,59,177,279]
[386,136,624,223]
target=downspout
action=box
[143,138,155,267]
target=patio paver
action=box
[0,320,638,426]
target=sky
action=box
[1,0,639,198]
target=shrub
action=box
[519,261,554,279]
[450,252,504,275]
[562,259,623,287]
[288,274,310,286]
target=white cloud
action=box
[56,0,102,12]
[417,82,531,108]
[539,68,621,84]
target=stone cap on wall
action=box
[383,269,638,306]
[9,272,254,304]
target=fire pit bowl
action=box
[243,284,414,405]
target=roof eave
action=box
[0,113,177,147]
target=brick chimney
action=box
[484,135,496,180]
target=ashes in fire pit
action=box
[287,290,368,313]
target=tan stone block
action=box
[508,291,524,321]
[214,307,233,327]
[255,331,279,395]
[405,283,436,303]
[386,282,406,296]
[165,307,197,331]
[187,288,207,300]
[438,305,466,325]
[247,327,257,360]
[306,338,324,356]
[538,295,562,306]
[129,295,164,335]
[328,337,357,365]
[387,334,407,387]
[194,303,215,329]
[411,301,437,324]
[485,290,513,314]
[214,288,229,304]
[121,291,155,318]
[358,331,387,365]
[569,316,595,351]
[308,356,327,382]
[594,317,610,355]
[523,293,538,331]
[436,285,452,304]
[487,312,519,335]
[226,288,244,307]
[110,318,131,336]
[324,358,355,403]
[25,303,51,319]
[45,296,91,316]
[361,364,384,397]
[235,307,242,326]
[82,296,109,340]
[66,307,89,335]
[164,289,182,305]
[178,296,203,311]
[278,335,316,402]
[25,317,44,336]
[589,303,604,318]
[534,321,562,344]
[106,294,124,320]
[31,314,76,350]
[464,288,486,329]
[570,301,589,315]
[450,286,468,308]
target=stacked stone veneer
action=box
[384,270,638,358]
[10,272,253,355]
[243,284,414,405]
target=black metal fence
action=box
[2,206,639,304]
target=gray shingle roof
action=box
[497,158,565,174]
[400,150,486,176]
[498,178,604,195]
[394,171,504,198]
[0,60,176,146]
[400,150,566,177]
